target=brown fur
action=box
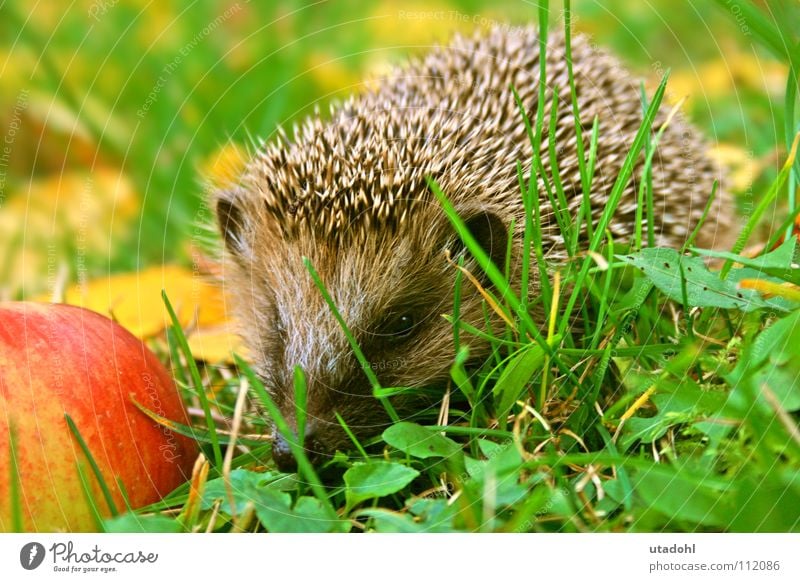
[213,26,732,465]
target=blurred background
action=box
[0,0,793,301]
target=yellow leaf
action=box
[739,279,800,303]
[305,52,361,96]
[368,0,461,47]
[186,324,246,363]
[2,168,137,296]
[40,265,238,344]
[667,65,731,102]
[200,142,248,190]
[708,143,763,193]
[667,53,786,103]
[620,386,657,422]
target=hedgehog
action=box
[213,25,732,471]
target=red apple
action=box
[0,302,198,531]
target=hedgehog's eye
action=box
[379,313,416,340]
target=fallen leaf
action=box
[667,53,787,102]
[305,52,361,96]
[200,142,249,190]
[186,324,245,363]
[368,0,462,46]
[739,279,800,303]
[35,265,243,362]
[1,168,137,295]
[708,143,764,192]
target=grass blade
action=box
[235,354,338,520]
[64,413,119,517]
[162,290,223,468]
[564,0,592,244]
[8,424,23,532]
[294,366,308,449]
[303,257,399,422]
[75,461,106,532]
[558,72,670,337]
[721,132,800,277]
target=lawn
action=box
[1,0,799,533]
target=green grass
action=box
[4,0,800,533]
[92,0,800,533]
[0,0,790,286]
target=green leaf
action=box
[344,461,419,507]
[618,248,789,311]
[254,492,343,533]
[630,465,733,527]
[358,509,425,532]
[594,479,626,516]
[746,308,800,370]
[360,497,464,532]
[492,335,561,426]
[728,309,800,413]
[463,441,529,507]
[405,497,460,528]
[103,513,183,533]
[201,469,286,513]
[201,469,345,532]
[693,238,800,285]
[504,483,559,531]
[383,422,462,459]
[622,384,727,448]
[729,468,800,532]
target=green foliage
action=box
[344,462,420,508]
[206,0,798,532]
[492,336,560,427]
[726,309,800,417]
[629,464,733,528]
[200,469,347,533]
[621,382,727,449]
[48,0,800,533]
[618,248,792,311]
[382,423,462,460]
[694,238,800,285]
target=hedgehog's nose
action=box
[272,431,298,472]
[272,426,326,473]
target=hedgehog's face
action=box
[216,189,508,472]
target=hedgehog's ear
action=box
[447,210,508,285]
[215,189,251,260]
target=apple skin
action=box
[0,302,198,532]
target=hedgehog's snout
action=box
[272,420,329,473]
[271,431,297,472]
